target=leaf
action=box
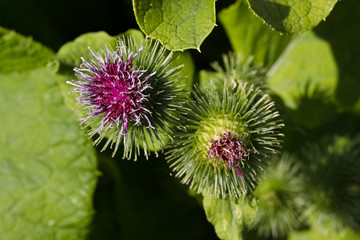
[0,65,98,239]
[0,27,54,73]
[203,194,257,240]
[198,69,216,89]
[132,0,216,51]
[219,0,291,67]
[247,0,338,34]
[267,31,338,129]
[172,51,195,87]
[56,31,117,68]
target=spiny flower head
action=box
[201,52,266,92]
[166,81,284,198]
[68,36,184,159]
[251,155,305,238]
[301,136,360,233]
[72,46,153,139]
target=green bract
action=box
[167,81,284,198]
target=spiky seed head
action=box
[200,52,267,92]
[67,36,184,159]
[166,82,284,198]
[301,136,360,233]
[251,155,305,238]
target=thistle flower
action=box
[166,81,284,198]
[301,136,360,233]
[200,52,266,92]
[67,36,183,159]
[251,155,305,238]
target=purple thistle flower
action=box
[67,36,185,159]
[208,132,249,178]
[68,46,155,146]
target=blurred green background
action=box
[2,0,360,239]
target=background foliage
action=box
[1,0,359,239]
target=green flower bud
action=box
[200,52,266,93]
[302,136,360,233]
[251,154,305,238]
[166,81,284,198]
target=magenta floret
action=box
[208,132,249,178]
[69,46,155,142]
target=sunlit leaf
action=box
[247,0,338,34]
[133,0,216,51]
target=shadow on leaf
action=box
[248,0,290,33]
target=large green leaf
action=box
[247,0,338,34]
[133,0,216,51]
[267,31,338,129]
[0,65,97,239]
[219,0,291,67]
[56,31,116,68]
[203,194,257,240]
[0,27,54,73]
